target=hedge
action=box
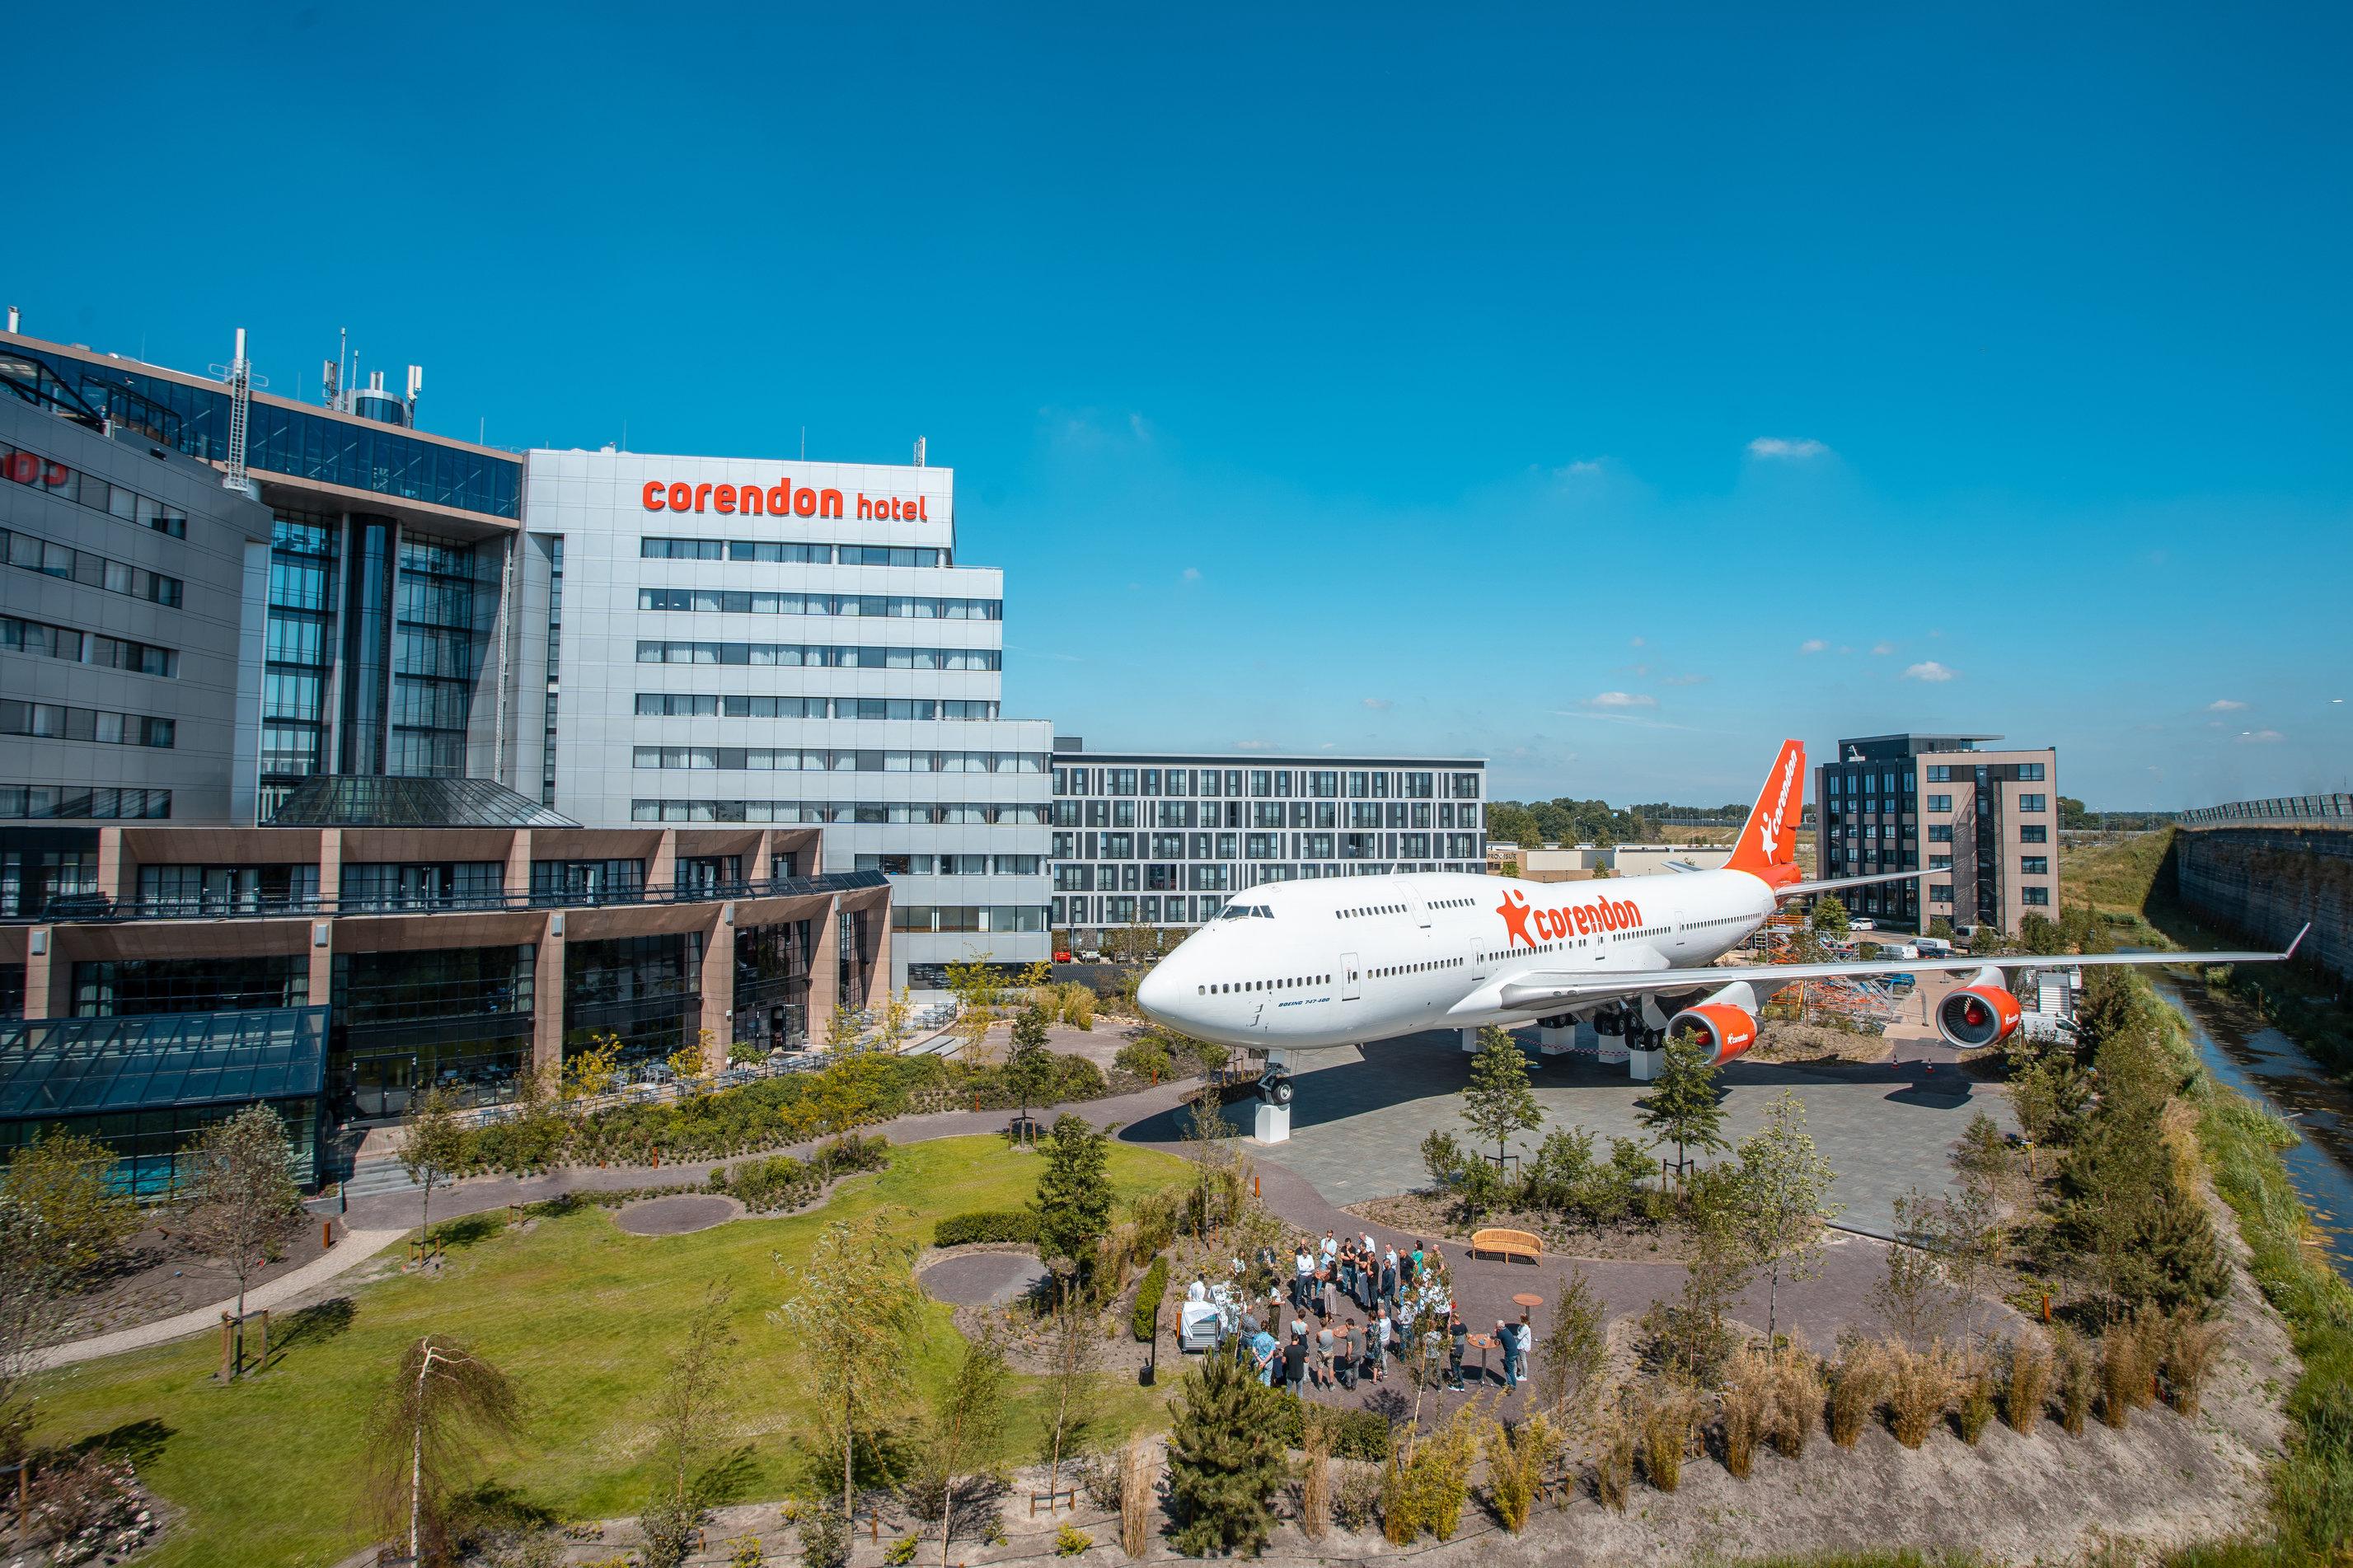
[1132,1257,1169,1341]
[933,1209,1040,1247]
[711,1134,891,1214]
[1267,1390,1393,1461]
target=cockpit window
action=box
[1216,904,1275,920]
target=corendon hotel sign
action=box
[640,476,932,522]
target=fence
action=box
[2178,794,2353,827]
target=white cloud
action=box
[1554,459,1605,478]
[1361,698,1393,712]
[2236,728,2285,744]
[1902,660,1957,682]
[2206,699,2248,712]
[1747,437,1829,460]
[1629,636,1646,648]
[1837,645,1854,656]
[1179,566,1202,583]
[1234,739,1276,751]
[1660,672,1709,686]
[1870,642,1896,657]
[1798,639,1829,654]
[1589,691,1659,709]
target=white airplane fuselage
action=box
[1135,867,1778,1051]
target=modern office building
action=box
[1048,741,1486,948]
[1815,733,2060,934]
[522,448,1052,991]
[2,324,1049,994]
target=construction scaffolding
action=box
[1752,907,1903,1028]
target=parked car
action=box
[1886,973,1918,991]
[1848,918,1877,932]
[1915,936,1953,957]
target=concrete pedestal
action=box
[1459,1027,1483,1053]
[1627,1046,1665,1082]
[1254,1100,1291,1144]
[1536,1024,1576,1055]
[1596,1032,1630,1066]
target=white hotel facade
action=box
[521,448,1053,991]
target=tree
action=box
[399,1087,469,1256]
[177,1103,302,1375]
[944,953,1004,1020]
[1810,896,1851,936]
[926,1323,1010,1568]
[1039,1291,1099,1509]
[2057,795,2092,830]
[642,1280,738,1568]
[1928,915,1955,940]
[1663,1167,1757,1381]
[1461,1027,1544,1175]
[0,1128,139,1287]
[1733,1090,1844,1341]
[2017,913,2066,955]
[560,1031,623,1105]
[0,1190,64,1463]
[1636,1036,1727,1184]
[1180,1088,1240,1240]
[1874,1190,1966,1347]
[874,986,916,1054]
[1528,1265,1605,1421]
[363,1336,523,1567]
[1004,1006,1055,1144]
[776,1212,922,1522]
[1031,1116,1113,1285]
[1165,1337,1287,1556]
[825,999,866,1055]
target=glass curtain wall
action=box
[260,510,338,819]
[391,532,477,776]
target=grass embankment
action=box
[2062,828,2353,1076]
[30,1136,1189,1568]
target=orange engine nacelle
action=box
[1666,1003,1760,1066]
[1936,984,2022,1049]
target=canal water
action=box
[2150,976,2353,1278]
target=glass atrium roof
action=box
[0,1007,330,1121]
[267,775,579,829]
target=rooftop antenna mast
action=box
[335,327,349,413]
[208,328,267,498]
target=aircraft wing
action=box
[1486,925,2306,1015]
[1772,867,1933,899]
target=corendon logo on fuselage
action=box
[1495,887,1647,952]
[640,478,933,522]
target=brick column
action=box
[867,901,893,1010]
[316,829,343,910]
[807,896,841,1051]
[699,906,734,1070]
[533,910,567,1077]
[95,828,124,904]
[506,830,534,906]
[649,831,677,899]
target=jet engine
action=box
[1666,981,1760,1065]
[1935,966,2022,1048]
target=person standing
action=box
[1338,1318,1358,1390]
[1373,1309,1393,1382]
[1283,1327,1309,1397]
[1496,1319,1520,1390]
[1316,1322,1335,1390]
[1512,1312,1535,1391]
[1249,1322,1279,1387]
[1446,1309,1468,1392]
[1380,1247,1399,1310]
[1409,1241,1426,1287]
[1293,1243,1315,1315]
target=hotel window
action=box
[1929,883,1953,903]
[2020,856,2049,875]
[1928,825,1953,842]
[2020,886,2051,906]
[1926,765,1952,783]
[2017,763,2045,780]
[2018,793,2047,812]
[1925,794,1951,812]
[2019,824,2047,844]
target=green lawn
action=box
[31,1136,1188,1568]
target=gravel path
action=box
[611,1195,743,1235]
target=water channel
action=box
[2150,976,2353,1279]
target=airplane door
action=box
[1342,953,1361,1001]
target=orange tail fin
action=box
[1726,738,1807,887]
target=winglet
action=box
[2285,922,2311,960]
[1726,739,1807,889]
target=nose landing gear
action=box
[1254,1053,1294,1143]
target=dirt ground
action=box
[53,1219,340,1340]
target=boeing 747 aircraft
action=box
[1136,739,2303,1107]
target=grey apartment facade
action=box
[1815,733,2060,935]
[1049,742,1487,949]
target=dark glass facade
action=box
[332,945,534,1115]
[734,920,813,1054]
[391,531,477,776]
[72,954,309,1016]
[565,933,701,1062]
[260,510,339,812]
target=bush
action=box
[712,1135,890,1214]
[1266,1391,1393,1461]
[1956,1364,1996,1444]
[2003,1336,2053,1435]
[1826,1337,1885,1447]
[1638,1383,1695,1491]
[1132,1257,1169,1342]
[1053,1524,1092,1556]
[1719,1346,1773,1478]
[933,1210,1040,1247]
[1379,1403,1479,1542]
[1592,1405,1635,1511]
[1483,1413,1559,1533]
[2098,1327,2140,1429]
[1769,1336,1823,1458]
[2162,1306,2227,1417]
[2055,1324,2096,1435]
[1885,1341,1955,1449]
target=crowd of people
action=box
[1184,1229,1536,1398]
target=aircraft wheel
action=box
[1257,1070,1295,1106]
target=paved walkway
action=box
[35,1226,409,1369]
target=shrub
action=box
[1638,1383,1696,1491]
[1332,1463,1382,1533]
[2003,1336,2053,1435]
[712,1135,890,1214]
[1719,1346,1773,1478]
[1826,1337,1886,1447]
[796,1501,847,1568]
[1483,1413,1559,1533]
[1132,1257,1169,1342]
[1380,1402,1479,1542]
[1266,1392,1394,1462]
[1956,1364,1996,1445]
[1166,1346,1288,1556]
[881,1534,917,1566]
[932,1210,1040,1247]
[1885,1341,1955,1449]
[2162,1307,2228,1417]
[2099,1327,2139,1429]
[2055,1325,2096,1435]
[729,1535,766,1568]
[1054,1524,1093,1556]
[1592,1403,1636,1510]
[1769,1336,1824,1458]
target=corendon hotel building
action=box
[0,322,1047,1188]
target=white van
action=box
[1915,936,1953,957]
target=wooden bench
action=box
[1469,1228,1544,1266]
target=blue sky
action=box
[18,4,2351,806]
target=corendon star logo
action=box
[1757,751,1798,862]
[1495,887,1645,952]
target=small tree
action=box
[177,1103,302,1375]
[777,1213,922,1522]
[1004,1006,1055,1144]
[926,1324,1010,1568]
[399,1087,469,1256]
[1165,1338,1287,1556]
[1733,1090,1843,1341]
[1180,1089,1239,1241]
[0,1128,139,1287]
[560,1030,624,1105]
[0,1191,63,1463]
[874,986,916,1055]
[1873,1190,1965,1347]
[1031,1116,1113,1287]
[642,1280,738,1568]
[1663,1167,1756,1382]
[363,1336,523,1567]
[1039,1290,1099,1509]
[1636,1036,1727,1185]
[1810,896,1851,936]
[1529,1265,1606,1422]
[825,999,865,1055]
[1461,1027,1544,1175]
